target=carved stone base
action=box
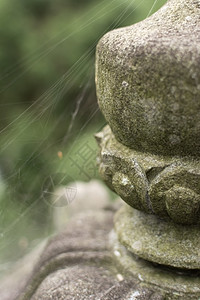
[111,228,200,300]
[114,205,200,270]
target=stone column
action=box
[96,0,200,298]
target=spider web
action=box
[0,0,166,277]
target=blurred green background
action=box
[0,0,166,272]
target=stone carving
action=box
[96,0,200,158]
[95,0,200,296]
[96,126,200,225]
[95,0,200,226]
[1,0,200,299]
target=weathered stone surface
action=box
[95,0,200,274]
[96,125,200,224]
[111,230,200,300]
[96,0,200,157]
[2,184,200,299]
[3,201,200,299]
[0,205,164,300]
[115,205,200,270]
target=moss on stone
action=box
[114,205,200,270]
[111,229,200,299]
[96,0,200,157]
[96,125,200,224]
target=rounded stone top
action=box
[96,0,200,157]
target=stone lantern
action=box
[96,0,200,298]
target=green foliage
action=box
[0,0,167,264]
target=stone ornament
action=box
[96,0,200,157]
[114,205,200,269]
[96,0,200,225]
[95,0,200,291]
[96,126,200,225]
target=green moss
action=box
[114,204,200,269]
[96,125,200,224]
[96,0,200,157]
[110,228,200,299]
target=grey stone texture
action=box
[0,203,164,300]
[96,125,200,225]
[96,0,200,157]
[95,0,200,284]
[115,204,200,270]
[2,0,200,299]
